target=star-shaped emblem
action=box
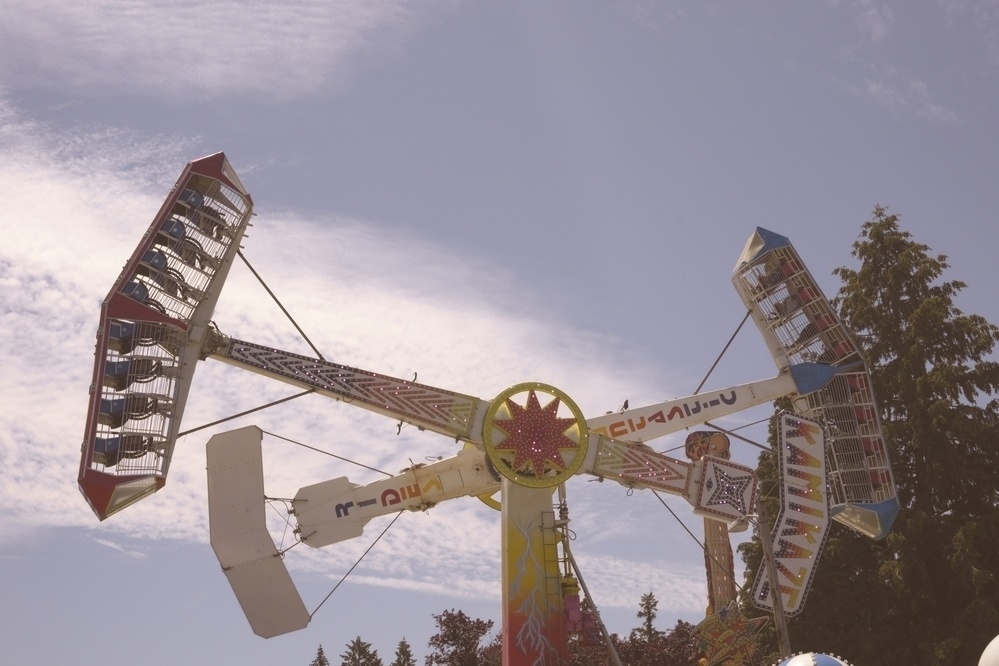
[703,464,753,515]
[492,389,580,478]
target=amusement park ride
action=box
[79,153,900,665]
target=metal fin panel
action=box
[207,426,310,638]
[751,414,831,616]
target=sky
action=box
[1,1,998,664]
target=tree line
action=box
[308,592,699,665]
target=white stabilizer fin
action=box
[207,425,310,638]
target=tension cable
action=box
[694,310,752,394]
[262,429,393,478]
[310,510,404,619]
[651,490,751,597]
[178,389,315,437]
[238,249,327,361]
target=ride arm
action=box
[580,433,758,527]
[585,361,835,444]
[576,362,834,522]
[203,332,488,442]
[292,446,500,548]
[207,325,834,446]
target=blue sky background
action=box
[1,1,997,664]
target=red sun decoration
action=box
[492,390,580,478]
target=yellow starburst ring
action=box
[482,382,588,488]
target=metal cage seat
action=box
[177,187,234,242]
[136,249,189,299]
[102,358,163,390]
[107,320,179,356]
[93,435,157,467]
[155,217,218,271]
[98,395,164,429]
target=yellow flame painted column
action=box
[501,479,567,665]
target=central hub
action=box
[481,382,588,488]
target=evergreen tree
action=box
[310,644,331,666]
[741,207,999,665]
[616,590,671,665]
[390,638,416,666]
[633,591,665,643]
[340,636,383,666]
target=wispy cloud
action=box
[851,0,893,43]
[93,538,148,559]
[826,0,893,43]
[863,65,960,122]
[0,1,452,101]
[937,0,999,66]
